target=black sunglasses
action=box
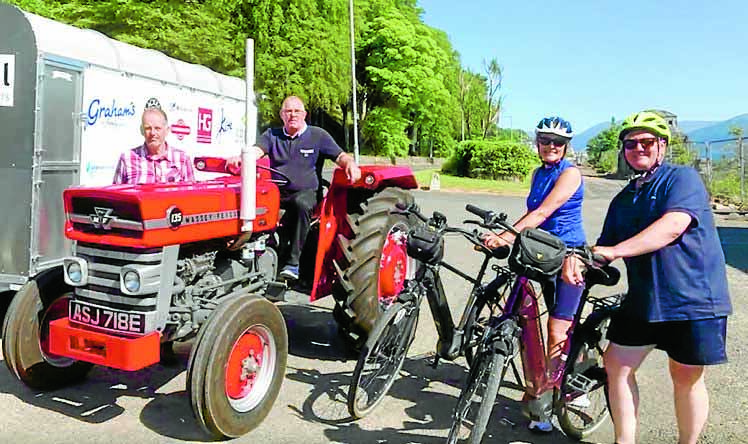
[537,136,568,146]
[622,137,659,150]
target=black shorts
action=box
[607,313,728,366]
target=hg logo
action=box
[90,207,115,230]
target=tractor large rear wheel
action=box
[332,187,416,346]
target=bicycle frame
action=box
[501,273,618,399]
[411,242,499,362]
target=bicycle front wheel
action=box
[557,313,611,440]
[347,300,419,419]
[447,350,507,444]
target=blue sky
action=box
[419,0,748,134]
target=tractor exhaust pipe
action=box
[241,38,257,233]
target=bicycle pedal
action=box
[565,370,598,393]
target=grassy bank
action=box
[413,169,531,195]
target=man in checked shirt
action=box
[112,100,195,364]
[113,102,196,184]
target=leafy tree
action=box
[361,107,410,161]
[586,117,622,171]
[356,5,458,159]
[11,0,243,75]
[458,69,490,140]
[222,0,351,124]
[481,58,503,139]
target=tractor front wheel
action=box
[2,269,93,390]
[333,187,417,346]
[187,295,287,439]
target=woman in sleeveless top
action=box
[484,116,586,433]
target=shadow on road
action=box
[717,226,748,272]
[0,349,218,441]
[286,353,598,444]
[280,303,359,361]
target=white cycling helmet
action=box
[535,116,574,139]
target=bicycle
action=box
[446,205,622,443]
[346,203,512,420]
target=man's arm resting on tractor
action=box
[226,146,265,172]
[335,152,362,183]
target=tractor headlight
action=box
[63,257,88,286]
[67,262,82,283]
[123,270,141,293]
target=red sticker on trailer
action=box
[171,119,191,140]
[197,107,212,143]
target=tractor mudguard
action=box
[310,166,417,301]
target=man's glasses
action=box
[282,109,305,115]
[622,138,658,150]
[537,136,568,147]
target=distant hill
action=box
[573,114,748,151]
[572,122,612,152]
[686,114,748,142]
[678,120,714,134]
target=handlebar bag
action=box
[407,226,444,265]
[508,228,566,281]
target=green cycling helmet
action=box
[619,111,671,142]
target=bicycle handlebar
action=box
[394,202,618,284]
[394,203,509,259]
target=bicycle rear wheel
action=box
[347,300,419,419]
[447,349,507,444]
[557,313,611,440]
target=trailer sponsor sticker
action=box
[0,54,14,107]
[197,107,213,143]
[86,98,136,126]
[171,118,191,140]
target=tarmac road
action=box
[0,175,746,444]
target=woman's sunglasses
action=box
[622,138,659,150]
[537,136,568,147]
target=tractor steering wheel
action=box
[258,164,291,187]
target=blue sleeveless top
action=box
[526,158,586,247]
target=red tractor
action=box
[2,157,418,438]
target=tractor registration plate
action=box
[69,300,147,335]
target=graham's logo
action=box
[86,98,136,126]
[90,207,115,230]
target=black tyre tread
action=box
[463,298,488,367]
[447,351,506,444]
[188,295,288,439]
[557,314,611,440]
[332,188,415,343]
[3,272,93,390]
[347,301,418,419]
[471,352,505,443]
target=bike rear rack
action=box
[589,293,624,311]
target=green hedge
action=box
[442,139,538,180]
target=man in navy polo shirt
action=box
[252,96,361,280]
[563,111,731,444]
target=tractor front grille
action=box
[71,242,164,334]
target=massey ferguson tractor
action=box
[2,153,418,439]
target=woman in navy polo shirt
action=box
[563,111,732,444]
[485,116,586,433]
